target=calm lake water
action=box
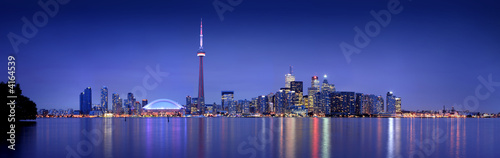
[5,118,500,158]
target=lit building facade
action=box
[112,93,119,114]
[395,97,401,113]
[79,87,92,115]
[386,92,396,114]
[290,81,303,106]
[101,86,108,112]
[221,91,234,113]
[285,66,295,88]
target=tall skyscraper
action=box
[79,87,92,115]
[186,95,192,114]
[285,66,295,88]
[112,93,119,114]
[221,91,234,112]
[197,18,206,114]
[101,86,108,112]
[117,97,123,114]
[274,90,286,114]
[291,81,303,106]
[127,93,135,115]
[355,93,363,115]
[311,76,320,88]
[395,97,401,113]
[321,74,336,92]
[123,99,129,115]
[135,101,141,115]
[307,76,320,113]
[386,92,396,114]
[377,95,385,113]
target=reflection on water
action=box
[7,118,500,158]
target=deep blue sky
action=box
[1,0,499,112]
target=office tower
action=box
[250,97,258,114]
[321,74,336,92]
[311,75,320,88]
[135,101,141,115]
[112,93,119,114]
[221,91,234,112]
[123,99,129,115]
[386,92,396,114]
[377,95,384,113]
[258,95,267,114]
[127,93,135,115]
[285,90,295,114]
[290,81,303,106]
[117,97,123,114]
[395,97,401,113]
[142,99,148,107]
[361,94,373,114]
[101,86,108,112]
[267,93,275,113]
[320,81,331,114]
[285,66,295,88]
[238,99,250,114]
[274,90,285,114]
[330,92,342,114]
[341,92,355,115]
[191,97,198,113]
[79,87,92,115]
[197,19,206,114]
[186,95,191,107]
[307,76,320,113]
[185,95,192,114]
[355,93,363,115]
[79,93,83,114]
[303,95,309,111]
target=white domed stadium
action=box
[142,99,185,116]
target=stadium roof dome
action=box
[143,99,183,110]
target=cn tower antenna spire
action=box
[200,18,203,49]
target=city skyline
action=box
[1,0,499,113]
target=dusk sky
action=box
[1,0,499,112]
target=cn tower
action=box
[197,18,205,114]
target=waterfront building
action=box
[386,92,396,114]
[112,93,119,114]
[221,91,234,112]
[101,86,108,112]
[355,93,363,115]
[291,81,304,106]
[307,76,320,113]
[79,87,92,115]
[377,95,385,113]
[395,97,401,113]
